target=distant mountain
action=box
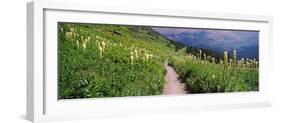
[152,27,259,60]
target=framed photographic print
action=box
[27,0,273,122]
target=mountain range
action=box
[152,27,259,60]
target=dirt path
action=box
[163,65,188,95]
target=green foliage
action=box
[169,52,259,93]
[58,23,259,99]
[58,23,168,99]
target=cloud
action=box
[152,27,259,48]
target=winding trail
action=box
[163,65,188,95]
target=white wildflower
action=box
[212,75,216,79]
[98,46,103,58]
[70,28,75,32]
[130,55,134,64]
[101,41,106,52]
[76,40,79,48]
[82,41,87,51]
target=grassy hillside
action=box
[58,23,174,99]
[58,23,259,99]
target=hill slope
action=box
[58,23,175,99]
[58,23,259,99]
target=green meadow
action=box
[58,23,259,99]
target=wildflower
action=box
[130,55,134,64]
[246,62,250,67]
[70,28,75,32]
[212,75,216,79]
[76,40,79,48]
[212,57,215,63]
[241,58,245,67]
[97,41,105,53]
[98,46,103,58]
[233,49,237,65]
[73,33,76,39]
[96,40,100,46]
[220,59,223,64]
[224,50,228,65]
[65,32,75,41]
[135,52,139,59]
[65,32,70,38]
[229,58,233,65]
[82,41,87,51]
[101,41,105,48]
[199,49,202,59]
[145,53,150,61]
[237,60,241,67]
[134,49,138,58]
[203,53,206,60]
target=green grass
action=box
[169,55,258,93]
[58,23,169,99]
[58,23,259,99]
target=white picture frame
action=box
[27,0,273,122]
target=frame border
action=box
[27,0,273,122]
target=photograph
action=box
[58,22,259,99]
